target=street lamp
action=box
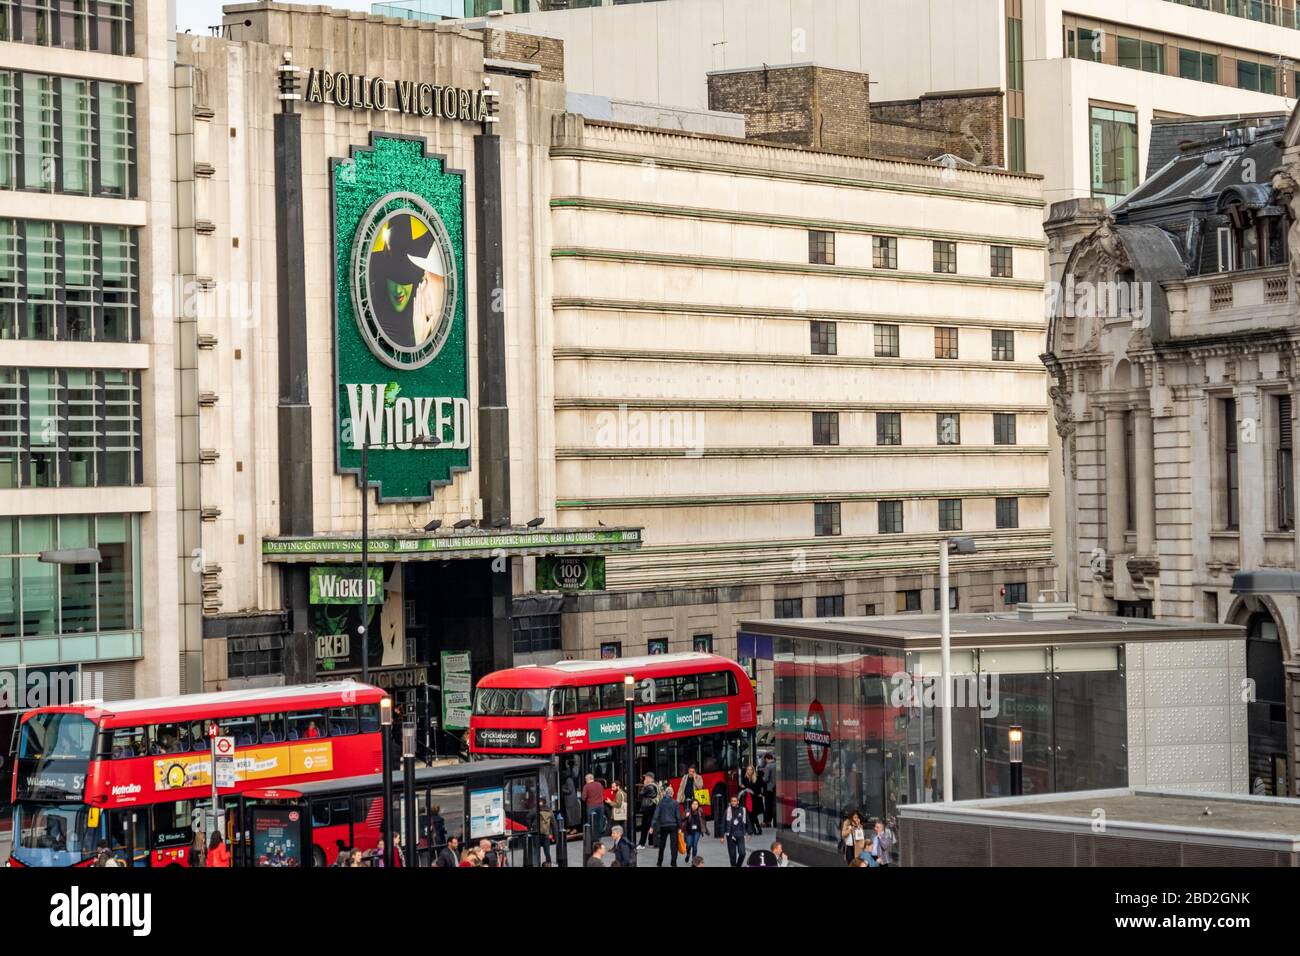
[359,434,440,684]
[939,536,975,803]
[624,673,636,865]
[402,717,417,866]
[379,697,394,868]
[1008,725,1024,796]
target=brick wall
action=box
[870,91,1005,166]
[707,65,1004,166]
[484,28,565,82]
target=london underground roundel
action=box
[804,699,831,776]
[351,192,458,371]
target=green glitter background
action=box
[333,136,470,501]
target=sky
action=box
[177,0,378,36]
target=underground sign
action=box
[804,699,831,776]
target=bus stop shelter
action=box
[236,758,551,867]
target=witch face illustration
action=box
[365,211,448,351]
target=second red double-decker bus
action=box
[470,652,756,823]
[9,681,387,867]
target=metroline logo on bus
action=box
[588,703,730,744]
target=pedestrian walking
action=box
[649,788,682,867]
[435,834,460,868]
[538,807,555,865]
[840,810,865,865]
[719,794,748,867]
[206,831,231,868]
[608,780,629,834]
[610,824,636,867]
[676,765,704,806]
[581,772,607,837]
[637,773,659,847]
[741,772,762,836]
[190,826,205,868]
[682,798,705,862]
[871,818,895,867]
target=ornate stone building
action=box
[1044,110,1300,796]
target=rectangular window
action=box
[895,589,921,613]
[1238,60,1276,94]
[932,587,958,612]
[511,613,561,654]
[1278,394,1294,532]
[0,73,16,190]
[1008,116,1026,173]
[808,229,835,265]
[938,498,962,532]
[1090,106,1138,206]
[1116,599,1153,619]
[933,240,957,274]
[876,412,901,446]
[878,500,903,534]
[21,74,54,193]
[1224,397,1240,530]
[0,367,141,489]
[1003,582,1028,605]
[815,594,844,617]
[874,323,899,357]
[1075,28,1103,63]
[59,77,92,195]
[993,413,1017,446]
[692,634,713,653]
[991,329,1015,361]
[775,597,803,619]
[1178,49,1217,84]
[1124,411,1136,532]
[1216,226,1235,272]
[599,641,622,660]
[810,320,837,355]
[97,81,133,197]
[872,235,897,270]
[937,412,961,445]
[812,411,839,446]
[1118,36,1163,73]
[935,326,959,359]
[996,497,1020,529]
[991,245,1013,278]
[0,219,139,342]
[814,501,841,537]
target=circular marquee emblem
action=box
[804,699,831,776]
[351,192,457,371]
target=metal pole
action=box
[361,440,370,685]
[403,722,417,866]
[624,675,636,866]
[381,721,394,867]
[209,724,219,849]
[940,541,952,803]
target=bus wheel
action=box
[312,846,327,869]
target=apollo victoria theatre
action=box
[177,6,639,742]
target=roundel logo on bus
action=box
[804,699,831,776]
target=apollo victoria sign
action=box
[305,68,491,124]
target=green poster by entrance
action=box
[332,135,470,501]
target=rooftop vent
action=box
[1016,601,1076,622]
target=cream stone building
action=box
[0,0,179,753]
[548,115,1056,694]
[1044,110,1300,796]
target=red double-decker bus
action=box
[470,653,756,822]
[8,681,387,867]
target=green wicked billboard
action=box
[332,135,470,501]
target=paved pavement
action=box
[596,825,801,868]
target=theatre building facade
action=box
[173,5,638,746]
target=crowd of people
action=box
[840,809,896,867]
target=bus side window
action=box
[311,800,331,828]
[675,673,699,701]
[653,676,676,703]
[553,688,576,716]
[330,707,359,736]
[576,685,598,712]
[358,704,380,732]
[257,713,285,744]
[599,683,622,710]
[288,710,329,740]
[699,671,727,699]
[110,726,148,759]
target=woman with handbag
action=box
[682,799,706,863]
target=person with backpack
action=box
[719,794,748,867]
[537,807,555,865]
[682,799,706,863]
[649,788,682,867]
[610,824,637,867]
[636,773,659,848]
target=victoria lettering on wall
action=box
[305,69,491,123]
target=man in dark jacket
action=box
[719,795,748,867]
[636,773,659,847]
[650,790,682,867]
[610,825,637,867]
[434,834,460,868]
